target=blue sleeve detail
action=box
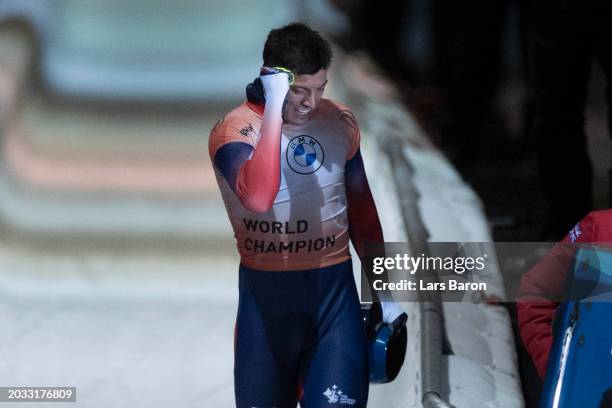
[214,142,254,194]
[345,148,384,260]
[345,149,367,194]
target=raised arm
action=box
[213,68,291,213]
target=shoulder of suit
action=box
[319,99,359,130]
[211,103,260,138]
[588,208,612,221]
[585,209,612,241]
[567,208,612,242]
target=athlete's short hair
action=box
[263,22,333,75]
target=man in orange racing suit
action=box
[209,23,405,408]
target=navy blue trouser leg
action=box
[234,261,368,408]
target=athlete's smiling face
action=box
[284,69,328,126]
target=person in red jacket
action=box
[517,209,612,379]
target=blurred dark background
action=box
[330,0,611,244]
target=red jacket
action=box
[517,209,612,379]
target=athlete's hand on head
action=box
[381,301,408,329]
[259,66,293,104]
